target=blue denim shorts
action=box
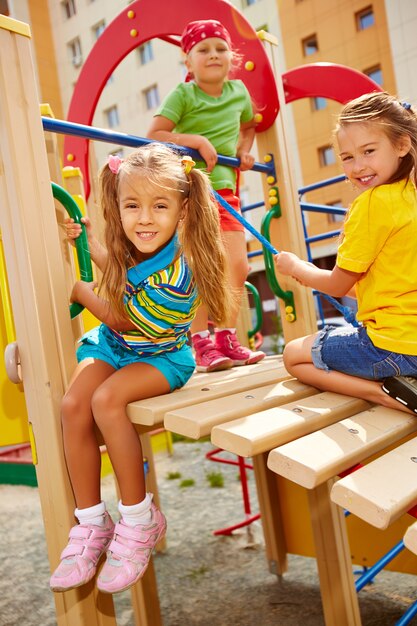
[77,325,195,391]
[312,324,417,380]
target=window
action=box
[318,146,336,167]
[68,37,82,68]
[302,34,318,56]
[356,6,375,30]
[62,0,76,19]
[327,201,346,223]
[93,21,106,40]
[105,106,120,128]
[0,0,10,16]
[364,65,383,86]
[143,85,160,110]
[139,42,154,65]
[311,97,327,111]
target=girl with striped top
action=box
[50,143,231,595]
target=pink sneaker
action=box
[50,512,115,592]
[192,334,233,373]
[215,330,266,366]
[97,503,167,594]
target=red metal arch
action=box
[282,63,382,104]
[64,0,278,196]
[63,0,381,197]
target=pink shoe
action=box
[215,330,266,366]
[50,512,115,592]
[192,334,233,373]
[97,503,167,594]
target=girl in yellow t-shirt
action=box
[274,91,417,415]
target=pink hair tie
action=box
[108,155,123,174]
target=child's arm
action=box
[236,120,256,171]
[147,115,218,172]
[275,251,361,297]
[71,281,137,330]
[65,216,108,272]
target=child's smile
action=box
[118,174,185,259]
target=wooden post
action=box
[0,16,160,625]
[255,32,317,342]
[308,481,361,625]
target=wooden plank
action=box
[127,356,288,426]
[211,392,370,457]
[404,521,417,556]
[331,435,417,529]
[164,378,315,439]
[268,405,417,489]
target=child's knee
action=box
[282,341,297,372]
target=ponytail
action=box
[179,168,234,325]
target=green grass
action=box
[179,478,195,488]
[206,471,224,488]
[166,471,182,480]
[172,433,211,444]
[186,565,209,580]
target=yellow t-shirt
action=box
[337,180,417,355]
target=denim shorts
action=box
[312,324,417,380]
[77,325,196,391]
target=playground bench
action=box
[126,354,417,626]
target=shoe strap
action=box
[113,521,151,544]
[60,543,87,559]
[69,524,113,540]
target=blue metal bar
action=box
[41,117,274,176]
[247,250,263,259]
[241,201,265,213]
[396,598,417,626]
[355,540,405,592]
[300,202,347,216]
[305,230,341,245]
[298,174,346,195]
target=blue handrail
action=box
[41,117,274,176]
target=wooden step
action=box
[211,392,370,457]
[331,434,417,529]
[267,406,417,489]
[164,379,315,439]
[127,355,286,426]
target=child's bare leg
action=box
[91,362,171,505]
[61,358,115,509]
[222,230,250,324]
[190,302,209,334]
[284,335,415,414]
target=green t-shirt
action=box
[155,80,253,190]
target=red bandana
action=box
[180,20,232,55]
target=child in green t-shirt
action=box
[147,19,265,372]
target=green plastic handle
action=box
[51,182,93,318]
[245,281,263,339]
[260,204,296,320]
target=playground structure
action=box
[3,1,417,625]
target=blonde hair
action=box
[99,143,233,324]
[334,91,417,185]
